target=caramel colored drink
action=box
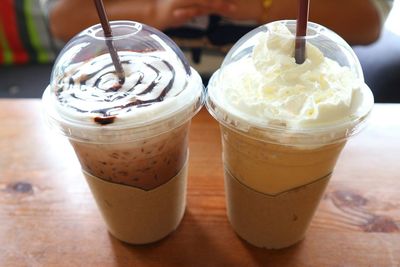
[206,21,373,248]
[221,126,344,248]
[43,21,203,244]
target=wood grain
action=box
[0,100,399,266]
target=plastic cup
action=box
[206,20,373,249]
[42,21,204,244]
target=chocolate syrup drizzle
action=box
[56,53,186,125]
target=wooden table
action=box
[0,99,399,266]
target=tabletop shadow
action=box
[107,209,238,267]
[237,234,306,267]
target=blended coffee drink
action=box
[43,21,204,244]
[206,21,373,248]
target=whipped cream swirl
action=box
[53,51,190,125]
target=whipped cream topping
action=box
[212,23,371,130]
[49,50,201,127]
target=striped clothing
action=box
[0,0,56,65]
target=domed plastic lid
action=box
[43,21,203,142]
[220,21,365,80]
[206,20,374,146]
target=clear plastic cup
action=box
[206,20,373,248]
[42,21,204,244]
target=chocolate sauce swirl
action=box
[55,51,189,124]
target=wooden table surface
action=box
[0,99,399,267]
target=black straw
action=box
[295,0,310,64]
[93,0,125,84]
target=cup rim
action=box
[206,69,374,146]
[84,20,143,41]
[42,73,204,143]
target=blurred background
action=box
[0,0,399,102]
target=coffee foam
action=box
[43,51,203,143]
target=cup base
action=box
[83,158,188,244]
[224,167,330,249]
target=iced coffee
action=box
[43,21,204,244]
[206,21,373,248]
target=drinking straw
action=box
[93,0,125,84]
[295,0,310,64]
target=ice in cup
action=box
[42,21,204,244]
[206,20,374,249]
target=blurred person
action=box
[49,0,392,44]
[49,0,393,75]
[1,0,392,66]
